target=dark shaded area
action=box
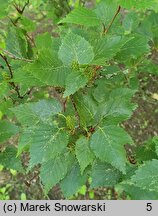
[124,73,158,145]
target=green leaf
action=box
[101,65,122,75]
[13,65,44,92]
[63,70,88,97]
[27,49,70,87]
[122,164,138,180]
[92,36,129,65]
[60,163,87,198]
[101,116,126,126]
[135,138,158,162]
[0,82,9,99]
[11,99,62,126]
[6,26,28,58]
[141,61,158,76]
[94,0,119,27]
[74,92,98,127]
[0,100,12,116]
[118,182,158,200]
[123,12,139,34]
[94,87,137,124]
[0,120,19,144]
[0,146,23,172]
[75,136,94,174]
[35,33,61,52]
[93,74,125,103]
[20,16,36,32]
[29,124,69,167]
[59,7,100,27]
[117,35,150,60]
[153,136,158,157]
[131,160,158,191]
[17,127,33,156]
[46,0,70,23]
[58,31,94,66]
[91,161,122,188]
[118,0,158,11]
[0,1,9,18]
[101,88,137,120]
[35,33,53,50]
[90,125,133,173]
[40,151,74,193]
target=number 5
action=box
[146,203,152,211]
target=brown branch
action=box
[10,83,23,99]
[13,3,21,14]
[70,96,81,128]
[63,98,67,112]
[26,33,36,47]
[8,16,17,27]
[0,54,13,78]
[8,17,36,47]
[11,0,32,38]
[0,49,33,63]
[102,23,106,33]
[13,0,30,15]
[22,87,34,98]
[11,0,30,27]
[21,0,30,14]
[103,5,121,34]
[0,54,23,99]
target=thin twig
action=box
[0,54,23,99]
[8,16,36,47]
[102,23,106,33]
[26,33,36,47]
[13,0,30,15]
[0,54,13,78]
[13,3,21,14]
[0,49,33,62]
[21,0,30,14]
[10,1,35,47]
[103,5,121,34]
[63,98,67,112]
[70,96,81,128]
[8,16,17,26]
[22,87,34,98]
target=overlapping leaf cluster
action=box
[0,0,158,199]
